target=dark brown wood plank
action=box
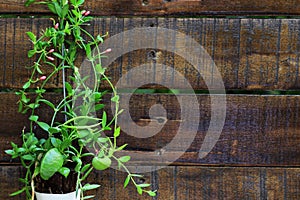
[1,92,300,165]
[1,165,300,199]
[1,18,300,90]
[3,0,300,16]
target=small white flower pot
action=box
[35,190,80,200]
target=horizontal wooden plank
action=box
[1,165,300,199]
[1,18,300,90]
[3,0,300,16]
[1,93,300,165]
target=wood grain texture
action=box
[2,0,300,16]
[1,165,300,200]
[1,18,300,90]
[1,93,300,165]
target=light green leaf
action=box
[81,164,91,173]
[40,148,64,180]
[47,3,57,14]
[85,44,92,60]
[119,155,130,163]
[137,183,151,188]
[25,0,35,7]
[61,4,69,18]
[38,99,55,109]
[28,49,36,58]
[137,186,143,195]
[102,111,107,128]
[114,127,121,138]
[29,115,39,122]
[9,187,27,196]
[22,81,31,89]
[53,52,64,60]
[82,184,101,191]
[147,191,157,197]
[117,144,128,151]
[92,157,111,171]
[48,127,61,134]
[58,167,70,178]
[37,121,50,132]
[26,32,36,42]
[111,95,119,103]
[124,175,130,188]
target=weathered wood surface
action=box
[1,18,300,90]
[1,165,300,200]
[3,0,300,16]
[1,93,300,165]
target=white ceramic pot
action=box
[35,190,80,200]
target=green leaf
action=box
[78,129,90,138]
[77,0,84,6]
[22,81,31,89]
[22,154,35,161]
[60,138,72,151]
[97,35,103,43]
[95,104,104,111]
[26,32,36,42]
[116,144,127,151]
[136,186,143,195]
[119,155,130,163]
[114,127,121,138]
[25,0,35,7]
[35,88,46,94]
[71,9,80,18]
[61,4,69,18]
[64,21,71,35]
[48,127,61,134]
[82,184,101,191]
[58,167,70,178]
[5,149,14,155]
[65,82,73,95]
[137,183,151,188]
[36,66,43,74]
[37,121,50,132]
[131,174,144,178]
[81,164,91,173]
[124,175,131,188]
[85,44,92,60]
[28,49,36,58]
[147,191,157,197]
[111,95,119,103]
[40,148,64,180]
[70,0,76,5]
[18,101,23,113]
[47,3,57,14]
[80,167,93,181]
[83,195,96,200]
[9,187,27,196]
[53,52,64,60]
[54,2,62,18]
[33,166,40,177]
[27,103,39,109]
[39,99,55,109]
[102,111,107,128]
[51,137,62,147]
[97,137,109,143]
[92,157,111,170]
[29,115,39,122]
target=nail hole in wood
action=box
[142,0,149,6]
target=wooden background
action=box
[1,0,300,199]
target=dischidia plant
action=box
[5,0,156,199]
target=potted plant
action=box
[5,0,156,199]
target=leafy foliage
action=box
[5,0,156,199]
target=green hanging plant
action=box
[5,0,156,199]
